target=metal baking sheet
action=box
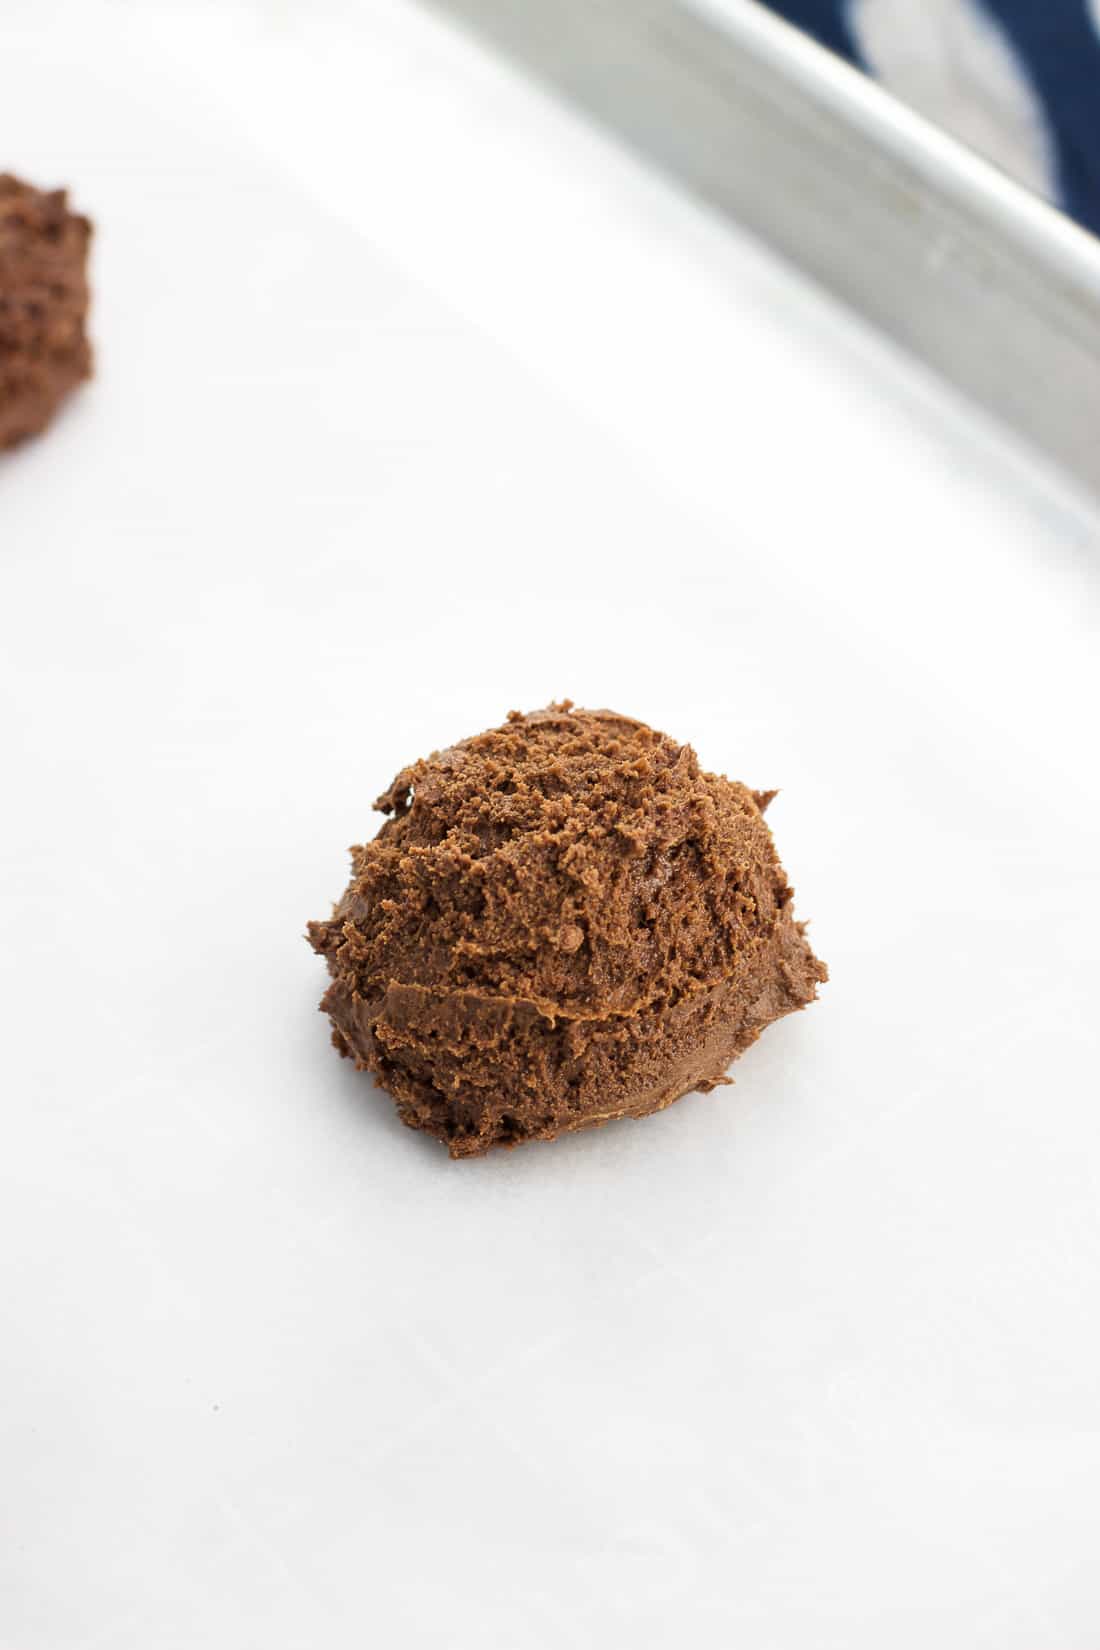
[425,0,1100,499]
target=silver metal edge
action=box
[421,0,1100,499]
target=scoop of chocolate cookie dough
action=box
[308,703,826,1157]
[0,173,92,449]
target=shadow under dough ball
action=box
[309,703,826,1157]
[0,173,92,449]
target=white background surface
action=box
[3,4,1100,1647]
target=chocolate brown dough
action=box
[0,174,92,449]
[309,703,826,1157]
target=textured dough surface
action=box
[0,173,92,450]
[309,704,826,1156]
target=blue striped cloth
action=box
[766,0,1100,235]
